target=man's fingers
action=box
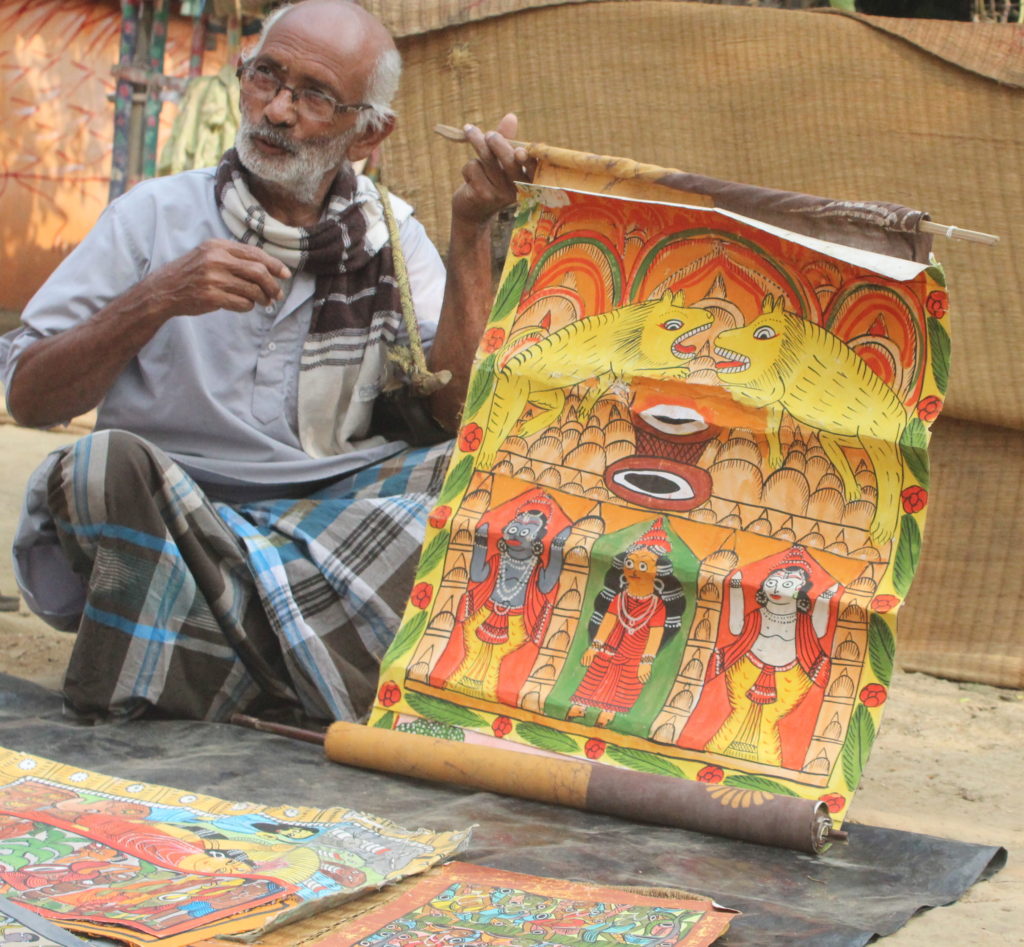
[220,240,292,280]
[495,112,518,140]
[224,255,289,304]
[217,291,260,314]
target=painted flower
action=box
[859,683,888,707]
[696,765,724,784]
[378,681,401,707]
[584,739,606,760]
[410,582,433,609]
[917,395,943,422]
[458,422,483,453]
[901,485,928,514]
[510,229,534,257]
[491,716,512,738]
[481,327,506,353]
[428,505,451,529]
[819,793,846,814]
[926,290,949,318]
[871,594,901,613]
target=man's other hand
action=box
[452,113,536,226]
[147,240,292,317]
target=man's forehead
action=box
[260,1,386,91]
[264,0,389,60]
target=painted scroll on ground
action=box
[0,748,469,947]
[370,170,950,826]
[309,862,735,946]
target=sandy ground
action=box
[0,420,1020,944]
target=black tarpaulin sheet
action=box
[0,673,1004,946]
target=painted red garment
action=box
[430,558,555,706]
[429,488,570,706]
[677,548,842,771]
[571,593,666,713]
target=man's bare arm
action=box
[7,240,291,428]
[429,113,535,431]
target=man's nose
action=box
[262,87,298,125]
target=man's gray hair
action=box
[246,2,400,134]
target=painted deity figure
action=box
[699,548,839,767]
[566,519,685,727]
[432,494,570,705]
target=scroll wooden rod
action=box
[917,220,999,246]
[434,123,999,246]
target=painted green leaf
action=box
[925,262,946,287]
[406,692,487,729]
[893,514,922,597]
[513,207,533,229]
[396,718,466,741]
[464,353,497,420]
[868,613,896,687]
[841,704,876,791]
[439,456,474,505]
[900,417,930,488]
[491,258,528,323]
[723,774,798,797]
[416,531,450,579]
[515,721,580,754]
[384,610,428,664]
[604,744,686,778]
[927,317,951,395]
[373,710,396,730]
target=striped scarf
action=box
[214,148,412,457]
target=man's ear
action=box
[346,115,396,163]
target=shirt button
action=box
[267,342,277,351]
[264,304,276,314]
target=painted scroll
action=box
[310,862,735,946]
[370,176,949,826]
[0,748,469,946]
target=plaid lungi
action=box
[47,430,452,723]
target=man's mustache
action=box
[243,123,299,154]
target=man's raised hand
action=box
[452,113,535,226]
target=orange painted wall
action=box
[0,0,230,311]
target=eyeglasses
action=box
[236,62,371,124]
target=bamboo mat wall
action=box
[382,1,1023,431]
[377,1,1024,687]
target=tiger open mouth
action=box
[714,344,751,373]
[638,403,709,437]
[671,321,711,359]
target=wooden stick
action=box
[230,713,326,746]
[434,122,526,149]
[918,219,999,246]
[434,123,999,245]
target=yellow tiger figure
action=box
[476,291,714,468]
[713,295,908,546]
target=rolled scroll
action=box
[322,721,843,855]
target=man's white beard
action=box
[235,115,356,206]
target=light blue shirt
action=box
[1,167,447,498]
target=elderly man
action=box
[1,0,531,724]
